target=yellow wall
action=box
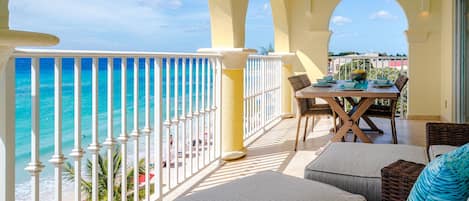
[267,0,453,120]
[439,0,455,122]
[208,0,249,48]
[287,0,339,81]
[207,0,456,121]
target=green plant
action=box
[64,146,152,201]
[259,43,274,55]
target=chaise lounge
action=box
[305,122,469,201]
[176,123,469,201]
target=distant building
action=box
[328,53,408,74]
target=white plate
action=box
[313,83,333,87]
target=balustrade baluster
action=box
[164,57,172,190]
[25,57,43,201]
[153,57,163,199]
[143,57,151,201]
[50,57,65,201]
[118,58,129,200]
[132,57,140,201]
[70,57,84,201]
[88,57,100,201]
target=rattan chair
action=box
[288,74,336,151]
[381,122,469,201]
[357,75,408,144]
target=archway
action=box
[245,0,274,54]
[328,0,409,116]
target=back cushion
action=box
[407,143,469,201]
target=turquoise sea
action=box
[14,57,213,197]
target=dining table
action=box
[295,80,400,143]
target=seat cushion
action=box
[304,142,428,201]
[176,171,366,201]
[428,145,458,161]
[408,143,469,201]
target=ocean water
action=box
[14,57,214,198]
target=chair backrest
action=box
[394,74,409,92]
[288,75,308,92]
[299,74,311,87]
[288,74,313,115]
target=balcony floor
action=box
[183,116,431,196]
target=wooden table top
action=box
[296,80,400,99]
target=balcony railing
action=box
[328,55,408,117]
[11,49,222,201]
[244,55,283,141]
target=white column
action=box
[0,54,15,201]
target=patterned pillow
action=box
[408,143,469,201]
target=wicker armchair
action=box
[381,122,469,201]
[358,75,408,144]
[288,74,336,151]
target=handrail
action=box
[14,48,222,57]
[329,55,407,60]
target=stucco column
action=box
[0,1,59,200]
[0,47,15,201]
[199,48,256,160]
[208,0,249,48]
[406,30,441,120]
[206,0,252,161]
[270,52,296,118]
[293,30,331,80]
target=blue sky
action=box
[9,0,407,54]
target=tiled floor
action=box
[185,116,430,195]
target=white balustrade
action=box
[328,55,408,118]
[10,49,223,201]
[244,55,283,141]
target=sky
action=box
[9,0,407,54]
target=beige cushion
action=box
[428,145,458,161]
[176,171,366,201]
[304,142,428,201]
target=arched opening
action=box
[245,0,274,54]
[328,0,409,116]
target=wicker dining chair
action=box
[358,74,409,144]
[288,74,336,151]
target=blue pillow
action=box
[408,143,469,201]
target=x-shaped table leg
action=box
[345,97,384,134]
[323,97,376,143]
